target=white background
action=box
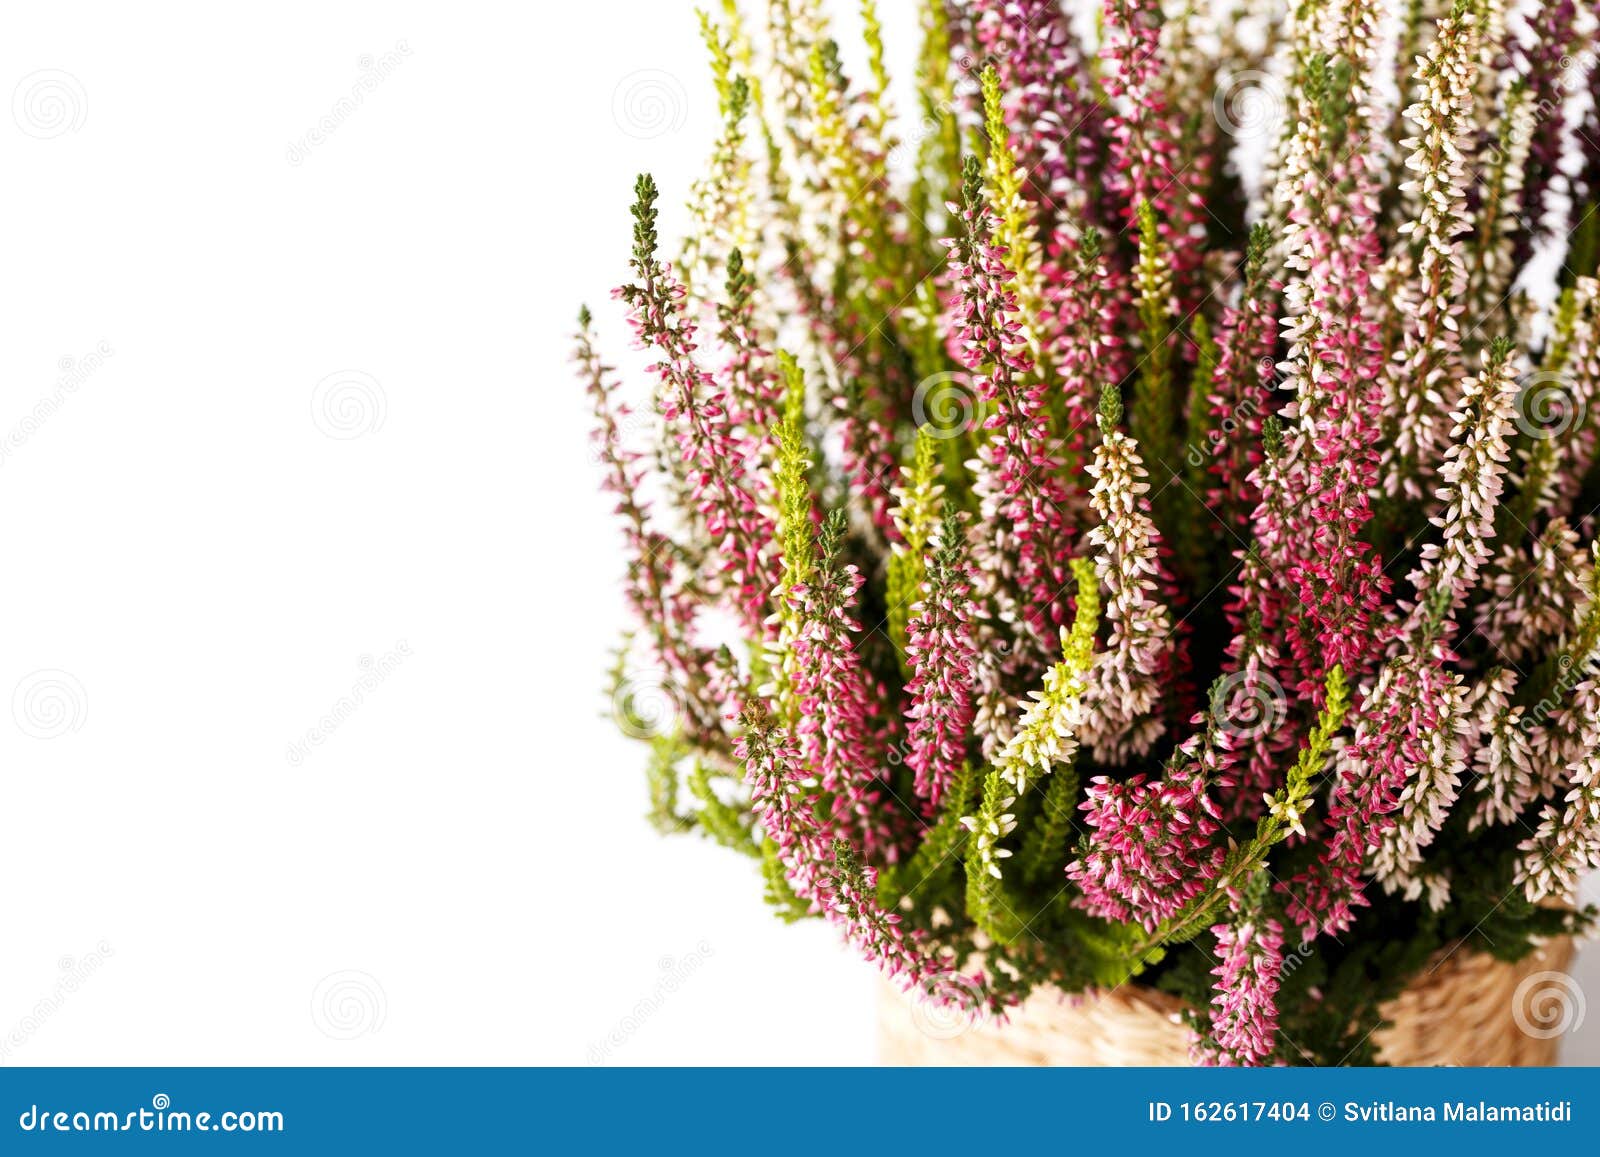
[0,0,1592,1066]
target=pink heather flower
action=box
[736,703,987,1008]
[1357,342,1520,897]
[1100,0,1206,304]
[1202,229,1276,536]
[946,162,1074,652]
[830,383,902,542]
[1268,64,1391,697]
[1215,564,1298,825]
[1048,228,1128,472]
[1511,0,1579,250]
[577,309,713,739]
[1079,391,1175,764]
[1194,898,1286,1067]
[1068,760,1225,932]
[712,249,783,458]
[1382,5,1480,499]
[974,0,1106,231]
[903,533,977,809]
[618,176,777,634]
[1284,652,1458,936]
[1370,669,1468,904]
[786,516,897,858]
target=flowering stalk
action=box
[1382,3,1480,498]
[1101,0,1207,304]
[578,309,713,740]
[1516,549,1600,899]
[974,0,1105,231]
[1080,384,1175,764]
[904,513,977,809]
[1202,223,1277,536]
[786,510,895,857]
[1466,667,1536,829]
[981,64,1052,372]
[737,702,985,1006]
[618,175,776,633]
[887,428,944,665]
[1193,880,1286,1067]
[948,156,1074,652]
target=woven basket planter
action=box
[880,937,1577,1065]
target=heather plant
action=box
[581,0,1600,1065]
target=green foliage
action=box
[645,734,694,836]
[761,839,811,923]
[879,762,979,912]
[1131,200,1177,489]
[773,350,816,591]
[964,766,1025,945]
[687,760,759,857]
[885,429,943,668]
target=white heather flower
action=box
[959,800,1018,880]
[1403,340,1521,625]
[1382,5,1481,497]
[1517,679,1600,901]
[998,574,1100,797]
[1374,672,1468,899]
[1080,416,1173,764]
[1467,668,1536,830]
[1265,793,1306,839]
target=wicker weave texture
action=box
[879,939,1577,1066]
